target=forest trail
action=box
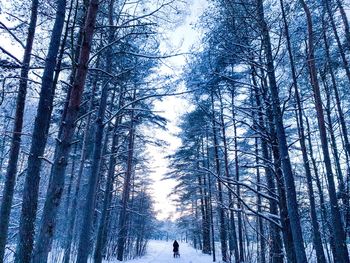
[125,240,214,263]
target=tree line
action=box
[169,0,350,263]
[0,0,179,262]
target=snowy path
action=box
[124,240,214,263]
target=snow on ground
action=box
[124,240,214,263]
[4,240,215,263]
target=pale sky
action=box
[147,0,208,220]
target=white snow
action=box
[122,240,214,263]
[5,240,216,263]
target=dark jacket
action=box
[173,240,179,252]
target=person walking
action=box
[173,240,179,258]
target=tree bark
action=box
[0,0,39,261]
[300,0,350,261]
[252,66,296,263]
[279,1,326,261]
[204,131,216,262]
[305,116,336,262]
[62,67,98,263]
[255,138,266,263]
[220,89,239,262]
[210,91,228,262]
[197,141,211,255]
[230,89,245,263]
[322,26,350,233]
[116,91,136,261]
[322,74,350,230]
[32,0,100,261]
[93,2,118,259]
[256,0,307,262]
[94,88,125,263]
[253,69,284,263]
[14,0,67,261]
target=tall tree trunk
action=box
[205,132,216,262]
[271,137,297,263]
[14,0,67,261]
[94,88,125,263]
[230,89,245,263]
[62,68,98,263]
[0,0,39,261]
[255,137,266,263]
[252,66,296,263]
[210,91,228,262]
[220,89,239,262]
[253,71,284,263]
[62,140,78,236]
[294,109,326,263]
[116,91,136,261]
[266,116,284,263]
[279,1,326,261]
[197,140,211,255]
[322,74,350,231]
[322,26,350,233]
[75,67,110,263]
[201,150,212,256]
[305,116,336,262]
[93,2,118,259]
[256,1,307,261]
[300,0,350,261]
[61,9,97,260]
[33,0,100,261]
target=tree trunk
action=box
[204,131,216,262]
[210,91,228,262]
[305,116,336,262]
[300,0,350,261]
[197,142,211,255]
[0,0,39,261]
[255,137,266,263]
[230,89,245,263]
[279,1,326,261]
[256,1,307,262]
[61,141,78,239]
[253,71,284,263]
[94,88,125,263]
[61,9,97,259]
[321,72,349,220]
[33,0,100,261]
[252,66,296,263]
[322,25,350,233]
[116,91,136,261]
[14,0,67,261]
[295,109,326,263]
[201,154,212,256]
[220,89,239,262]
[93,2,118,259]
[62,66,98,263]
